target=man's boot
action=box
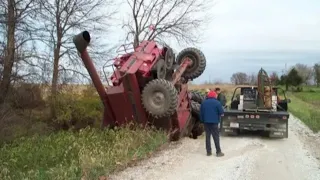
[216,152,225,157]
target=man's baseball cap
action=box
[207,90,217,98]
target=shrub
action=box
[0,104,53,145]
[81,85,99,98]
[7,83,45,110]
[308,89,316,93]
[53,91,103,130]
[296,86,303,92]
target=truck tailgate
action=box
[221,110,289,137]
[223,110,289,123]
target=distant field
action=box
[189,84,241,106]
[37,84,97,99]
[188,84,238,94]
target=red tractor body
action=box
[73,31,206,140]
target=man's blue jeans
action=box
[204,123,221,154]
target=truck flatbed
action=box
[221,86,290,138]
[225,109,289,115]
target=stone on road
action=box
[109,115,320,180]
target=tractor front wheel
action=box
[176,47,206,80]
[141,79,178,118]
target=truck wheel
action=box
[176,47,206,80]
[189,90,206,104]
[142,79,178,118]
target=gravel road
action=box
[109,115,320,180]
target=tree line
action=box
[0,0,213,119]
[230,63,320,89]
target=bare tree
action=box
[247,73,257,85]
[269,71,280,85]
[0,41,4,78]
[0,0,39,104]
[123,0,213,48]
[294,63,313,85]
[37,0,117,118]
[230,72,249,85]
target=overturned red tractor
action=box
[73,31,206,140]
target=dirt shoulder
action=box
[289,114,320,163]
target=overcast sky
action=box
[107,0,320,83]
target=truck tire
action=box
[176,47,206,80]
[189,90,206,104]
[141,79,178,118]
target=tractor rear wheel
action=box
[192,121,204,139]
[189,90,206,104]
[190,100,200,118]
[190,100,204,139]
[156,59,167,79]
[176,47,206,80]
[141,79,178,118]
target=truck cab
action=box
[221,86,290,138]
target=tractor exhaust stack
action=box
[73,31,107,103]
[73,31,116,127]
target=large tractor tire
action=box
[190,100,200,117]
[190,100,204,139]
[192,121,204,139]
[141,79,178,118]
[189,90,206,104]
[156,59,167,79]
[176,47,206,80]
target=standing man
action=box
[215,87,227,107]
[200,90,225,157]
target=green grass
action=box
[293,92,320,106]
[0,126,167,180]
[287,92,320,132]
[300,85,320,92]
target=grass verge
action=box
[0,126,167,180]
[287,92,320,132]
[293,92,320,106]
